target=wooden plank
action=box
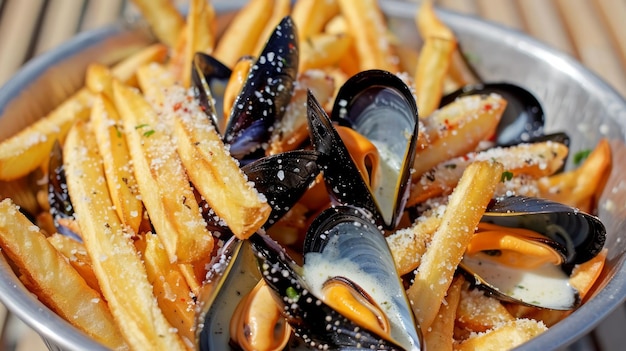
[80,0,124,31]
[594,0,626,79]
[34,0,85,55]
[435,0,479,15]
[516,0,575,56]
[475,0,524,30]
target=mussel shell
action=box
[192,52,232,132]
[330,69,419,229]
[302,206,422,351]
[242,150,321,229]
[223,16,298,162]
[440,83,545,146]
[249,231,412,350]
[481,196,606,267]
[48,140,81,241]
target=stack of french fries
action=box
[0,0,612,350]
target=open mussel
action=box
[441,83,546,147]
[307,69,419,229]
[222,16,299,162]
[460,196,606,310]
[250,205,422,350]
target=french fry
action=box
[92,98,143,232]
[425,276,464,351]
[180,0,216,88]
[129,0,184,47]
[387,215,441,275]
[291,0,339,41]
[64,120,186,350]
[454,319,547,351]
[135,233,196,345]
[538,138,612,212]
[113,80,214,263]
[414,0,457,116]
[410,141,568,205]
[254,0,292,55]
[213,0,273,68]
[407,160,503,330]
[0,199,127,350]
[47,233,101,294]
[109,44,169,88]
[222,56,254,127]
[337,0,398,72]
[410,94,506,184]
[324,15,361,77]
[456,284,515,334]
[570,247,608,300]
[0,89,92,181]
[172,87,271,239]
[299,32,352,72]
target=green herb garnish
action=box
[500,170,514,182]
[286,286,299,300]
[573,149,592,165]
[135,123,150,129]
[143,130,155,137]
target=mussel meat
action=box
[460,196,606,310]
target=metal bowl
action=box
[0,1,624,350]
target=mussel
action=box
[192,52,232,131]
[250,205,422,350]
[460,196,606,310]
[222,16,299,162]
[308,69,419,229]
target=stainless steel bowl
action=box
[0,1,624,350]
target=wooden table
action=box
[0,1,624,350]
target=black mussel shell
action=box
[48,140,81,241]
[192,53,232,132]
[440,83,544,147]
[329,69,419,229]
[481,196,606,268]
[223,16,298,162]
[249,232,408,350]
[242,150,321,229]
[306,91,382,227]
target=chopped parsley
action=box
[500,170,514,182]
[135,123,155,137]
[286,286,299,300]
[143,130,155,137]
[573,149,592,165]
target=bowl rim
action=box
[0,1,624,350]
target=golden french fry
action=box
[129,0,184,47]
[47,233,101,294]
[64,120,186,350]
[136,233,196,345]
[90,94,143,233]
[324,15,361,77]
[299,32,352,72]
[410,141,568,205]
[570,248,607,300]
[455,319,547,351]
[254,0,291,55]
[136,62,177,106]
[424,276,463,351]
[538,139,612,212]
[109,44,169,87]
[291,0,339,41]
[407,160,503,330]
[456,284,515,334]
[213,0,273,67]
[414,0,457,116]
[180,0,216,88]
[337,0,398,72]
[410,94,506,185]
[222,56,254,127]
[113,80,214,263]
[0,199,127,350]
[172,89,271,239]
[387,215,441,276]
[0,89,92,181]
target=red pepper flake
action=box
[444,119,454,131]
[173,102,182,111]
[484,103,492,111]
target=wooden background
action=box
[0,0,624,350]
